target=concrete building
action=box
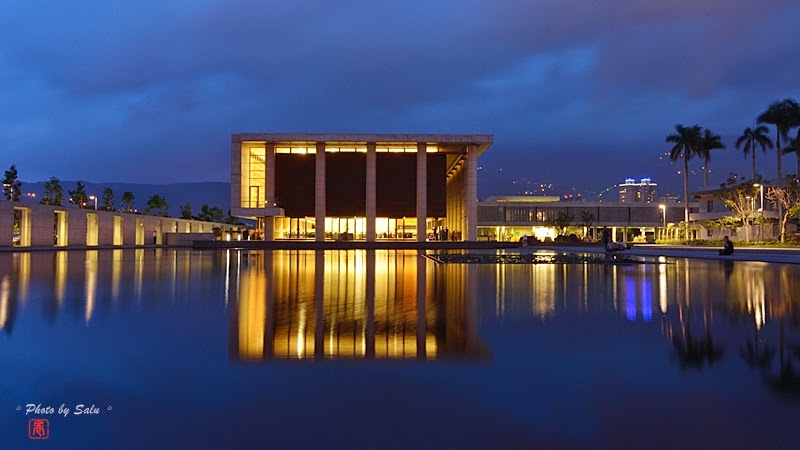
[477,196,687,242]
[690,184,790,240]
[619,178,657,203]
[230,133,493,242]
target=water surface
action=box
[1,249,798,449]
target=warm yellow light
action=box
[0,276,9,330]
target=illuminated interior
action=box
[271,217,452,240]
[237,136,463,240]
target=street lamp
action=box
[753,183,764,212]
[88,195,97,210]
[659,204,666,240]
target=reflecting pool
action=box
[1,249,798,449]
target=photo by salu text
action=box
[25,403,102,417]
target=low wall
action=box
[164,232,218,246]
[1,200,238,249]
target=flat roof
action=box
[233,133,493,155]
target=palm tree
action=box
[785,136,800,178]
[757,98,800,186]
[698,128,725,186]
[666,124,702,240]
[735,125,773,182]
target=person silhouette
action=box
[719,236,734,256]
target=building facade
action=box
[690,184,789,240]
[477,196,687,242]
[0,200,238,248]
[231,133,493,242]
[619,178,657,203]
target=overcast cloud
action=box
[1,0,798,196]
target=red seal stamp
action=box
[28,418,50,440]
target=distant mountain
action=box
[19,180,231,218]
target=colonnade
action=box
[242,141,479,242]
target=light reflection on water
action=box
[0,250,797,360]
[1,248,799,447]
[231,250,483,360]
[1,249,796,370]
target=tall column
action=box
[264,143,276,241]
[366,143,377,242]
[315,142,326,242]
[230,140,241,214]
[465,145,478,241]
[456,166,464,240]
[445,174,452,238]
[416,142,427,242]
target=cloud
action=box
[0,0,798,190]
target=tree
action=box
[716,174,757,242]
[40,177,64,206]
[698,128,725,186]
[666,124,702,240]
[196,204,224,223]
[717,216,740,237]
[101,187,115,211]
[120,192,135,213]
[786,136,800,179]
[2,164,22,201]
[735,125,773,183]
[546,210,573,237]
[757,98,800,186]
[717,216,739,233]
[68,181,89,209]
[579,211,595,239]
[765,177,800,243]
[180,203,192,219]
[698,219,722,239]
[224,209,242,225]
[144,194,169,217]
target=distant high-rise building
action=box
[619,178,657,203]
[659,193,681,204]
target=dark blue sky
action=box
[2,0,799,198]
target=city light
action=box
[753,183,764,212]
[88,195,97,210]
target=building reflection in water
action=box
[0,249,796,380]
[487,257,796,329]
[230,250,485,361]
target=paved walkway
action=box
[3,241,799,264]
[531,244,800,264]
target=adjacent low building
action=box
[690,184,787,240]
[477,196,688,242]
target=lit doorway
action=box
[54,211,68,246]
[13,207,30,247]
[86,213,99,246]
